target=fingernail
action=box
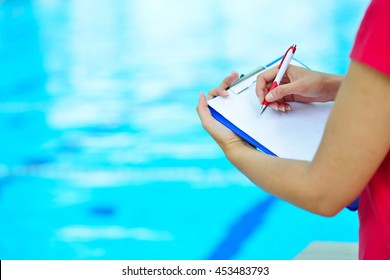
[266,92,274,101]
[223,90,229,96]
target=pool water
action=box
[0,0,369,259]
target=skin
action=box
[197,60,390,216]
[255,65,344,111]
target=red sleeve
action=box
[350,0,390,77]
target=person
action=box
[196,0,390,260]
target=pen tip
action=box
[260,106,266,115]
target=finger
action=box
[208,86,228,100]
[220,71,239,89]
[208,88,222,100]
[269,101,291,112]
[256,67,279,103]
[207,71,239,100]
[265,80,304,103]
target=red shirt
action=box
[350,0,390,260]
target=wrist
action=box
[223,140,255,161]
[320,73,343,101]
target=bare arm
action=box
[197,60,390,216]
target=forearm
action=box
[224,143,330,215]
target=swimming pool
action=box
[0,0,369,259]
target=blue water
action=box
[0,0,369,260]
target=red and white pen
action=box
[260,44,297,115]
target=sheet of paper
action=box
[208,83,333,161]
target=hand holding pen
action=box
[259,44,297,115]
[256,45,342,113]
[205,43,341,115]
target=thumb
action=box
[196,92,213,124]
[265,82,301,102]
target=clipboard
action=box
[207,57,359,211]
[208,56,328,161]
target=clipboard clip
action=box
[227,65,265,94]
[228,65,265,88]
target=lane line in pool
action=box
[207,195,276,260]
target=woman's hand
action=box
[196,72,252,152]
[256,65,343,111]
[207,71,239,99]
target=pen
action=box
[260,44,297,115]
